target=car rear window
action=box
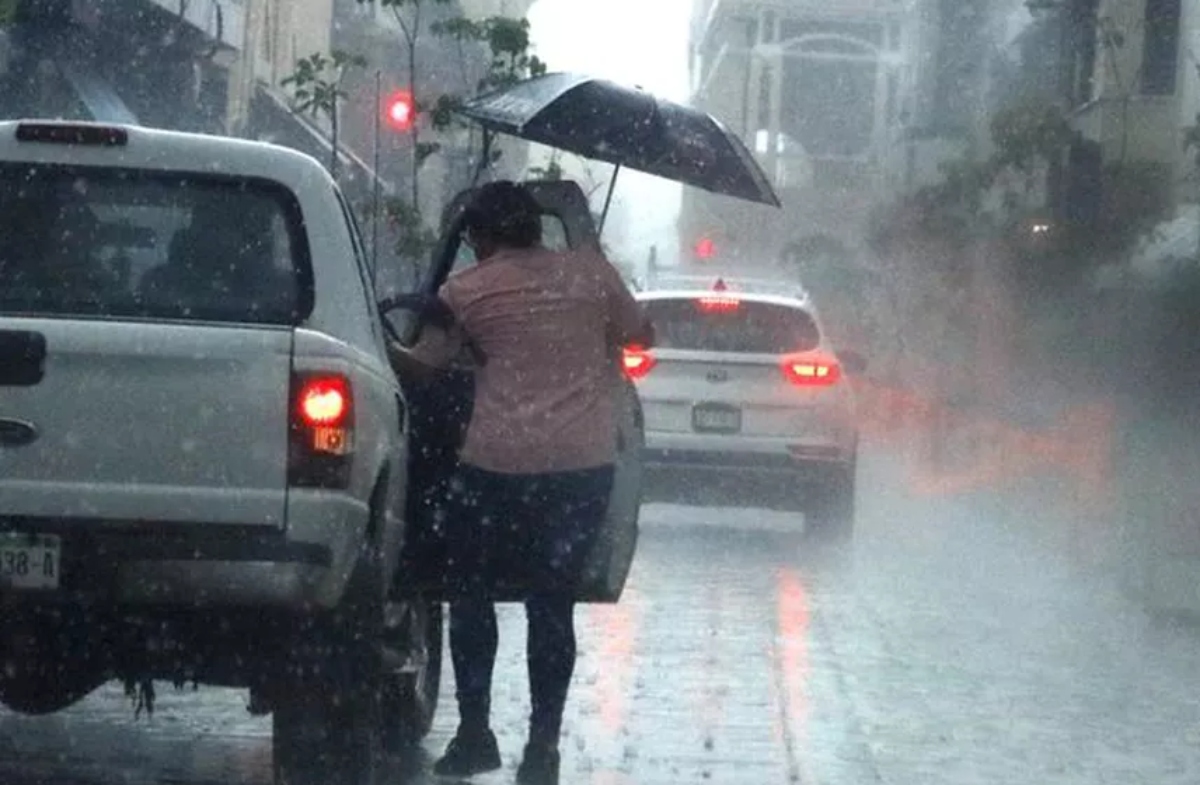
[0,163,311,324]
[644,297,821,354]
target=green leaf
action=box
[432,17,483,41]
[485,17,532,58]
[431,94,466,131]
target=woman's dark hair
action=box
[461,180,543,249]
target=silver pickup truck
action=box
[0,121,643,785]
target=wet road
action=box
[5,447,1200,785]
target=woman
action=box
[389,180,651,785]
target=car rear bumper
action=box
[643,431,855,470]
[641,433,855,509]
[644,447,848,471]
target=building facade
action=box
[999,0,1195,242]
[682,0,919,270]
[682,0,1049,270]
[458,0,535,18]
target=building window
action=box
[1142,0,1181,95]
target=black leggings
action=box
[443,464,614,745]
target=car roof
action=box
[0,120,331,193]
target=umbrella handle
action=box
[470,129,494,188]
[598,163,621,236]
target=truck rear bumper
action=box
[0,492,369,610]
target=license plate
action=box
[692,403,742,434]
[0,533,61,590]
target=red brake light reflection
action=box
[299,376,351,427]
[622,346,656,380]
[781,354,841,387]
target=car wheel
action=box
[381,599,442,751]
[805,459,856,544]
[272,486,390,785]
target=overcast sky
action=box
[526,0,692,264]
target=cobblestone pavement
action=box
[4,447,1200,785]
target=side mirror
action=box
[838,349,868,376]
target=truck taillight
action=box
[622,346,656,380]
[289,373,354,488]
[781,354,841,387]
[298,376,350,427]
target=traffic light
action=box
[694,236,716,260]
[384,90,414,132]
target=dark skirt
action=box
[408,463,615,601]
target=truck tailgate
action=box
[0,317,292,527]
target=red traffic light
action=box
[384,90,414,131]
[694,237,716,259]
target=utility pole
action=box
[371,69,383,284]
[226,0,264,137]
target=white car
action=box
[0,121,642,785]
[626,276,862,540]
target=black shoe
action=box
[516,742,560,785]
[433,728,502,777]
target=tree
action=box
[0,0,17,25]
[355,0,548,273]
[281,50,367,179]
[870,99,1073,255]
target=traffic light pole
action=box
[371,69,382,282]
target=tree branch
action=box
[391,6,415,50]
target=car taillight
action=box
[696,296,740,313]
[289,373,354,489]
[781,354,841,387]
[622,346,656,380]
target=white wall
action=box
[458,0,536,18]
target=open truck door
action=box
[386,179,643,603]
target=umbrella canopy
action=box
[457,72,781,209]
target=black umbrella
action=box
[456,72,781,231]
